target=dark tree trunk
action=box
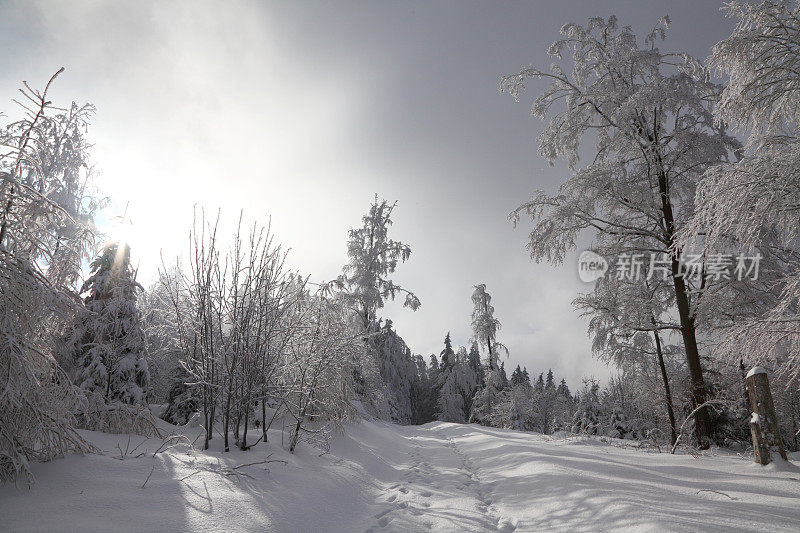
[261,393,268,442]
[655,159,710,449]
[653,328,678,445]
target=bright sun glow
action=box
[109,219,135,248]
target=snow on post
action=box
[745,367,787,465]
[745,366,766,379]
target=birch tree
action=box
[503,16,740,447]
[682,0,800,382]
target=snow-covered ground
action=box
[2,419,800,532]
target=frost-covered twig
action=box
[141,464,155,489]
[671,400,726,454]
[152,434,192,457]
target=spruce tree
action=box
[440,333,455,373]
[511,365,526,387]
[558,379,572,398]
[70,243,149,405]
[468,343,485,388]
[534,373,545,393]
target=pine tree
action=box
[491,384,537,431]
[435,345,479,423]
[69,243,149,405]
[428,354,441,382]
[545,369,555,390]
[440,333,455,372]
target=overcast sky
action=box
[0,0,737,389]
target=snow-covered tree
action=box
[428,353,441,388]
[680,1,800,385]
[68,243,150,405]
[161,365,200,426]
[439,332,456,372]
[490,384,537,431]
[503,16,741,447]
[1,71,100,483]
[468,343,485,389]
[470,284,507,370]
[369,320,420,424]
[434,341,479,422]
[410,354,435,424]
[557,378,571,399]
[283,290,367,453]
[471,366,506,426]
[499,362,509,390]
[532,376,558,434]
[337,196,420,332]
[575,274,680,444]
[534,373,545,393]
[436,372,467,423]
[510,365,529,387]
[554,378,576,431]
[572,378,603,435]
[140,269,183,403]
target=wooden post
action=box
[745,367,787,465]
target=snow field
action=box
[2,419,800,532]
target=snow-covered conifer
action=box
[468,343,485,389]
[369,320,419,423]
[161,366,200,426]
[68,243,149,405]
[571,379,603,435]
